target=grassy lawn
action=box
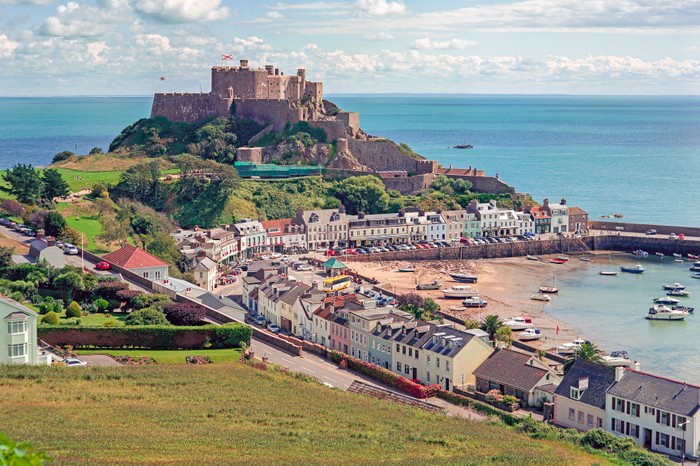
[64,312,127,326]
[55,202,105,253]
[76,348,243,364]
[53,168,125,192]
[0,363,607,466]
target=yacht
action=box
[667,289,690,297]
[653,296,680,305]
[441,285,479,299]
[462,296,488,308]
[602,351,632,367]
[557,338,590,355]
[502,316,533,331]
[646,305,687,321]
[539,286,559,293]
[620,264,645,274]
[518,328,542,341]
[449,272,478,283]
[662,283,686,290]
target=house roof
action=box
[607,370,700,416]
[279,283,311,306]
[261,218,292,237]
[0,294,38,318]
[199,293,246,312]
[473,349,549,393]
[567,206,587,216]
[102,245,169,270]
[422,326,479,358]
[322,258,347,269]
[554,359,616,409]
[28,239,48,257]
[192,256,217,271]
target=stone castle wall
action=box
[151,93,232,124]
[347,139,436,175]
[382,174,435,195]
[235,99,304,131]
[447,175,515,194]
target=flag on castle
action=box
[221,54,233,60]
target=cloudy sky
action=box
[1,0,698,95]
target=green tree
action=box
[43,211,67,237]
[463,318,480,330]
[97,215,131,247]
[332,176,390,215]
[41,311,60,325]
[187,117,238,163]
[0,246,14,269]
[564,342,605,373]
[94,298,109,312]
[125,308,170,326]
[52,150,74,163]
[480,314,503,341]
[41,169,70,201]
[111,160,165,210]
[1,164,43,204]
[89,147,104,154]
[0,432,50,465]
[495,326,513,348]
[66,301,82,318]
[53,271,85,301]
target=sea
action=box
[1,94,700,381]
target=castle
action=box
[151,60,514,196]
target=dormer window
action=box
[309,214,319,223]
[570,387,583,400]
[330,213,340,222]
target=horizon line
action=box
[1,93,699,98]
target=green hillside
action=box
[0,363,607,465]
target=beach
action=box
[347,254,596,351]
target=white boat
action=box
[503,316,533,331]
[462,296,488,308]
[398,265,415,272]
[673,253,683,258]
[675,259,684,263]
[527,255,539,261]
[693,273,700,280]
[667,289,690,297]
[662,283,686,290]
[557,338,590,355]
[539,286,559,293]
[518,328,542,341]
[655,252,664,258]
[603,351,632,367]
[646,305,687,321]
[653,296,680,305]
[441,285,479,299]
[599,271,619,276]
[531,293,551,302]
[579,256,590,262]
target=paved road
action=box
[80,354,122,367]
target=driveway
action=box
[80,354,122,367]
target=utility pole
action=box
[678,419,689,465]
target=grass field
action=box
[76,348,243,364]
[0,232,29,254]
[0,363,608,465]
[54,168,125,192]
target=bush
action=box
[107,299,122,311]
[125,308,170,326]
[93,281,129,301]
[210,322,253,349]
[66,301,82,318]
[94,298,109,312]
[163,303,206,326]
[80,301,98,313]
[0,433,50,465]
[39,298,64,315]
[52,150,74,163]
[185,355,213,365]
[131,293,170,310]
[103,320,117,327]
[41,311,60,325]
[31,295,44,305]
[502,395,518,405]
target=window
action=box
[569,408,575,420]
[426,355,431,365]
[427,372,431,383]
[570,387,582,400]
[404,365,409,375]
[630,423,639,438]
[155,270,161,280]
[436,358,440,368]
[397,362,402,371]
[578,411,585,423]
[630,403,639,417]
[415,350,419,359]
[597,417,603,428]
[446,360,450,371]
[7,321,25,334]
[587,414,594,426]
[396,343,400,352]
[143,271,149,278]
[408,348,412,357]
[7,343,26,358]
[659,433,669,448]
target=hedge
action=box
[329,351,440,399]
[38,324,252,350]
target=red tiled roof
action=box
[567,206,587,216]
[261,218,292,237]
[102,245,169,270]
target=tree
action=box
[89,147,103,154]
[187,117,238,163]
[1,164,43,204]
[43,211,67,237]
[0,246,14,268]
[463,319,480,330]
[0,433,50,465]
[52,150,74,163]
[480,314,503,341]
[163,302,206,326]
[41,169,70,201]
[111,160,165,210]
[563,342,604,373]
[41,311,60,325]
[53,271,85,301]
[0,199,27,218]
[97,215,131,247]
[125,308,170,326]
[66,301,82,318]
[332,176,390,215]
[495,326,513,348]
[94,298,109,312]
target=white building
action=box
[544,198,570,234]
[1,295,51,365]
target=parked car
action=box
[55,241,64,249]
[0,218,9,226]
[669,233,678,240]
[95,261,111,270]
[645,229,657,235]
[254,315,266,326]
[62,358,87,367]
[267,324,281,334]
[24,230,36,237]
[63,244,79,255]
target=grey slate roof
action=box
[422,326,477,358]
[390,322,435,349]
[28,239,48,257]
[473,349,548,393]
[607,370,700,416]
[192,256,216,271]
[554,359,616,409]
[199,293,246,312]
[279,283,311,306]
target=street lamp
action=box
[678,419,689,465]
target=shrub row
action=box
[38,323,252,350]
[329,351,440,399]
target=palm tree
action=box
[563,342,604,373]
[494,326,513,348]
[480,314,503,341]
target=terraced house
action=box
[293,207,349,250]
[348,211,409,247]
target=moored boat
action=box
[462,297,488,308]
[530,293,551,302]
[442,285,479,299]
[398,265,415,272]
[416,280,441,290]
[688,254,699,260]
[557,338,590,355]
[527,255,539,261]
[600,271,619,276]
[667,289,690,297]
[646,305,687,321]
[633,249,649,258]
[673,305,694,314]
[579,256,590,261]
[503,316,533,331]
[654,296,680,305]
[518,328,542,341]
[449,272,478,283]
[555,255,569,261]
[539,286,559,293]
[689,265,700,272]
[662,283,686,290]
[551,258,567,264]
[620,264,645,273]
[673,253,683,258]
[655,252,664,258]
[692,273,700,279]
[602,351,632,367]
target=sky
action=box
[0,0,698,95]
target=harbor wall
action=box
[590,221,700,238]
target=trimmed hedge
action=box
[329,351,440,399]
[437,390,521,425]
[38,324,252,350]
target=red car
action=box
[95,261,111,270]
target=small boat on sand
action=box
[442,285,479,299]
[449,272,478,283]
[518,328,542,341]
[416,280,441,290]
[527,255,539,261]
[462,297,488,308]
[557,338,590,355]
[603,351,632,367]
[398,265,415,272]
[531,293,551,302]
[579,256,590,261]
[503,316,533,331]
[551,258,567,264]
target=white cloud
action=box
[131,0,229,24]
[0,34,19,58]
[356,0,406,16]
[269,2,349,12]
[37,1,130,38]
[266,11,283,20]
[411,37,478,50]
[0,0,54,4]
[365,31,394,40]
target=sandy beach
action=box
[347,254,603,351]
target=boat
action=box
[655,252,664,258]
[448,306,466,312]
[599,271,619,276]
[503,316,533,331]
[602,351,632,367]
[662,283,686,290]
[667,289,690,297]
[518,328,542,341]
[530,293,551,302]
[462,297,488,308]
[673,253,683,258]
[449,272,478,283]
[620,264,645,274]
[692,273,700,279]
[633,249,649,258]
[398,265,415,272]
[579,256,590,262]
[539,286,558,294]
[689,265,700,272]
[646,305,687,321]
[688,254,699,260]
[555,255,569,261]
[442,285,479,299]
[557,338,590,355]
[673,305,694,314]
[527,255,539,261]
[675,259,684,263]
[654,296,680,305]
[551,258,567,264]
[416,280,441,290]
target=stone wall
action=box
[444,174,515,194]
[310,119,350,141]
[382,173,435,195]
[347,138,433,175]
[590,220,700,237]
[151,93,231,123]
[235,99,304,131]
[236,147,263,164]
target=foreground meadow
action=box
[0,362,609,465]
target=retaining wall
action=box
[590,220,700,238]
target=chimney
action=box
[560,197,566,205]
[358,212,365,219]
[418,209,425,217]
[338,205,346,214]
[46,236,55,246]
[543,198,550,208]
[615,366,625,382]
[239,59,249,69]
[398,208,405,218]
[196,250,207,258]
[633,361,640,371]
[265,64,274,75]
